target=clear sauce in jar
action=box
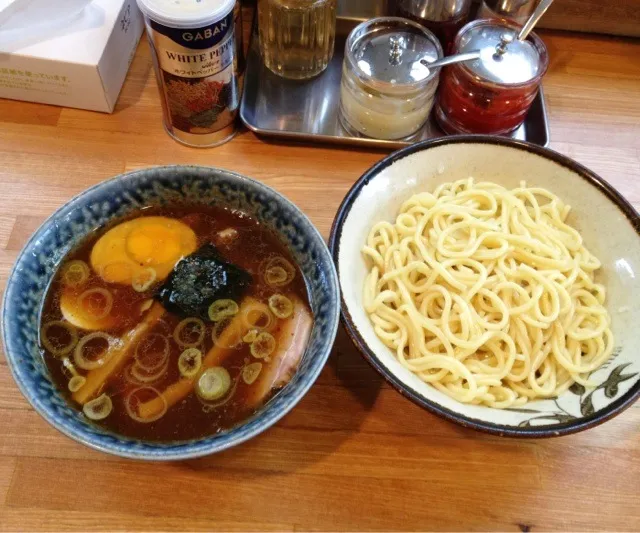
[339,17,442,141]
[258,0,337,80]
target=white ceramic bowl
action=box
[330,137,640,437]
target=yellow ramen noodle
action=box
[362,178,614,408]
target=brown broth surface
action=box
[40,205,312,442]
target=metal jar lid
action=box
[345,17,443,89]
[456,19,549,85]
[137,0,235,28]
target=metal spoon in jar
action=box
[419,0,555,72]
[419,50,481,72]
[518,0,554,41]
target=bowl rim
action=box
[2,165,340,459]
[329,135,640,438]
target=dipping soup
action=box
[40,205,313,441]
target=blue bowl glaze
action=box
[2,166,340,460]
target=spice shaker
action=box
[477,0,538,25]
[395,0,471,52]
[339,17,442,140]
[434,18,548,135]
[137,0,240,147]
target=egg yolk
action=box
[91,216,197,285]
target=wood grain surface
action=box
[0,9,639,532]
[539,0,640,39]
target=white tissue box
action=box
[0,0,143,112]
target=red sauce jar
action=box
[434,19,548,135]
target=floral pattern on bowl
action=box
[511,351,638,427]
[2,166,340,459]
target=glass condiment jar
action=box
[339,17,443,141]
[395,0,472,53]
[477,0,538,25]
[258,0,337,80]
[434,19,548,135]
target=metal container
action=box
[434,18,548,135]
[394,0,472,51]
[338,17,442,140]
[137,0,240,147]
[477,0,538,25]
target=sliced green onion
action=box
[243,329,258,343]
[62,357,79,378]
[268,294,293,319]
[250,332,276,359]
[62,260,90,288]
[41,320,78,357]
[129,360,168,384]
[139,299,154,314]
[125,386,167,423]
[263,256,296,287]
[134,333,169,372]
[74,332,119,370]
[196,367,231,401]
[178,348,202,379]
[208,299,239,322]
[132,267,157,292]
[242,362,263,385]
[63,358,87,392]
[199,377,239,411]
[241,301,274,331]
[173,317,205,348]
[68,375,87,393]
[83,393,112,420]
[77,287,113,320]
[265,266,288,285]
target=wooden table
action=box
[0,17,639,531]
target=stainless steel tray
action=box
[240,17,550,149]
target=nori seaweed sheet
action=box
[155,244,252,321]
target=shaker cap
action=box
[137,0,235,28]
[347,17,443,86]
[457,19,547,85]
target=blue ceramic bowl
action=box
[2,166,340,460]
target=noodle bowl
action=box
[331,138,640,435]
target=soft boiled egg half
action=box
[61,216,197,330]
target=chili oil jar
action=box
[434,19,548,135]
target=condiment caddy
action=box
[240,15,550,149]
[435,18,549,135]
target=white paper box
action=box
[0,0,144,112]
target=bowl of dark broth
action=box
[2,166,339,459]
